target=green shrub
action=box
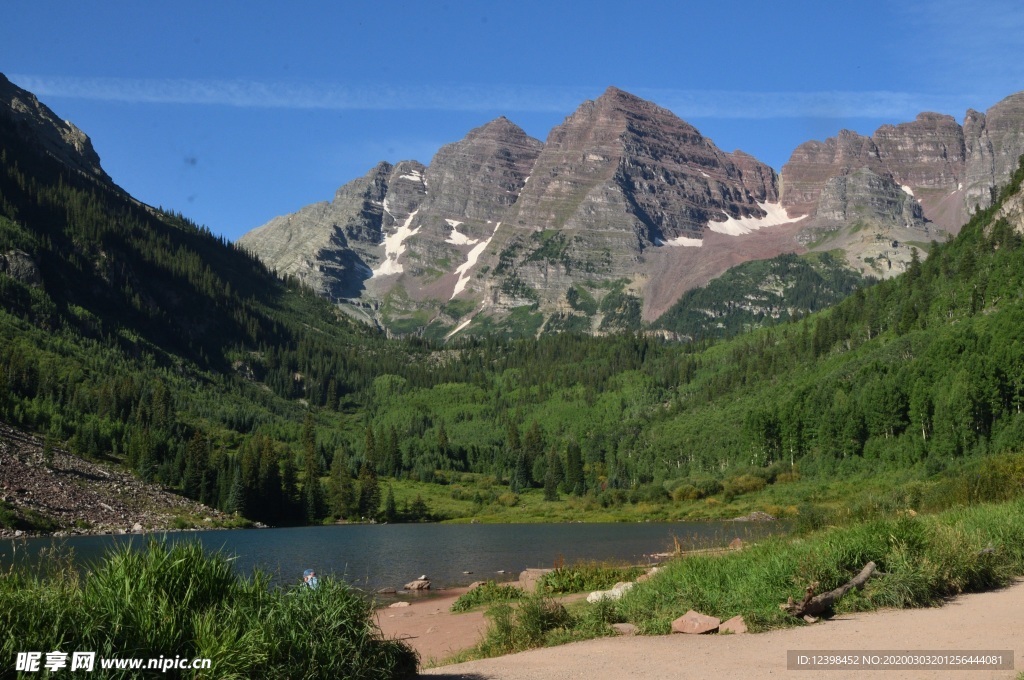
[450,581,524,613]
[475,595,573,657]
[723,474,767,497]
[538,561,644,594]
[0,540,418,680]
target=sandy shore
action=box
[376,587,490,666]
[410,580,1024,680]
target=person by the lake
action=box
[303,569,319,589]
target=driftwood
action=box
[781,561,876,620]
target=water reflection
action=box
[2,521,786,592]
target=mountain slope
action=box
[243,87,806,337]
[780,92,1024,278]
[5,72,1024,532]
[653,251,871,340]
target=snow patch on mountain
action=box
[708,202,800,236]
[451,222,501,299]
[445,314,476,339]
[373,210,421,277]
[445,219,479,245]
[657,235,703,247]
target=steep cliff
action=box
[240,87,1024,337]
[0,73,111,185]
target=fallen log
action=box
[781,561,876,620]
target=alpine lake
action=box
[3,520,785,595]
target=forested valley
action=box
[3,107,1024,529]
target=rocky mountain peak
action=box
[240,85,1024,338]
[0,73,111,184]
[470,115,526,138]
[420,116,542,224]
[782,92,1024,235]
[963,91,1024,212]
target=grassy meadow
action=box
[444,451,1024,663]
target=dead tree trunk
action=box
[781,561,876,621]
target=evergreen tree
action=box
[182,430,208,501]
[409,495,429,521]
[543,450,562,501]
[357,463,380,519]
[226,468,245,516]
[564,440,585,495]
[382,485,397,523]
[328,447,357,519]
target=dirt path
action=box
[377,584,588,666]
[376,588,489,666]
[418,580,1024,680]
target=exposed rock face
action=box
[238,162,392,300]
[0,73,111,184]
[795,169,935,279]
[239,88,807,336]
[422,117,542,225]
[781,92,1024,235]
[781,117,964,230]
[813,168,925,226]
[240,120,541,318]
[996,176,1024,235]
[240,86,1024,337]
[778,92,1024,280]
[0,249,42,287]
[475,87,787,320]
[963,93,1024,212]
[504,87,776,244]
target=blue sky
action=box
[3,1,1023,241]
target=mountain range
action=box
[239,87,1024,338]
[4,69,1024,533]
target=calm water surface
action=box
[2,521,784,592]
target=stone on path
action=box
[389,601,411,608]
[671,610,720,635]
[720,615,747,634]
[611,623,638,636]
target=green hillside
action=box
[3,99,1024,529]
[653,251,872,340]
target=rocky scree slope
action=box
[0,421,228,537]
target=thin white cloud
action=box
[10,73,972,120]
[9,75,589,113]
[638,89,970,121]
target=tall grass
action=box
[537,561,644,594]
[449,581,523,613]
[458,497,1024,661]
[0,540,417,679]
[619,499,1024,633]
